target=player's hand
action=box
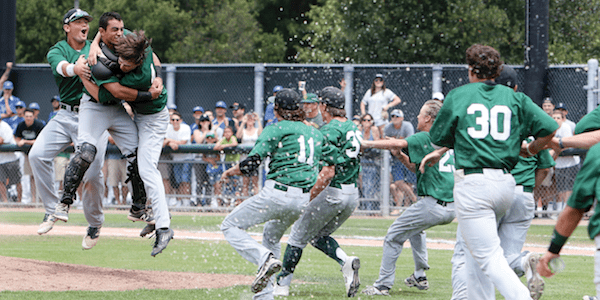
[419,149,443,173]
[537,251,560,278]
[88,43,101,66]
[73,55,91,81]
[219,170,231,184]
[152,77,163,91]
[546,137,562,153]
[149,86,161,99]
[6,62,13,69]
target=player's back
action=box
[320,119,361,187]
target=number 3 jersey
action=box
[248,120,326,189]
[319,119,361,188]
[430,82,558,171]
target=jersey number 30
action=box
[467,104,511,141]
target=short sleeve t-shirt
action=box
[166,123,192,161]
[15,119,45,141]
[362,89,397,126]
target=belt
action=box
[274,183,311,194]
[436,199,450,207]
[520,185,534,193]
[330,182,358,189]
[463,168,509,175]
[60,103,79,113]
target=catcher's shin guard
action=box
[61,143,97,204]
[126,156,147,211]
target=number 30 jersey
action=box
[248,120,325,189]
[319,119,361,188]
[430,82,558,171]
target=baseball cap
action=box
[375,74,384,80]
[543,97,553,104]
[215,101,227,109]
[495,65,518,89]
[391,109,404,118]
[51,95,60,102]
[167,103,177,110]
[301,93,320,104]
[432,92,445,102]
[3,81,13,90]
[63,8,93,24]
[556,102,567,110]
[273,85,283,93]
[230,103,246,110]
[15,100,26,108]
[275,88,301,110]
[193,106,204,113]
[199,115,210,122]
[319,87,345,109]
[205,132,216,138]
[29,102,40,110]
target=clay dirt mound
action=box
[0,256,253,292]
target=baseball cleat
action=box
[140,223,156,237]
[151,228,174,257]
[37,213,58,235]
[53,203,70,222]
[273,283,290,297]
[342,256,361,297]
[251,253,282,293]
[523,252,544,300]
[127,206,155,224]
[404,273,429,290]
[583,296,599,300]
[361,285,390,296]
[82,226,101,250]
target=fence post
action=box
[587,59,598,113]
[381,150,390,217]
[254,65,266,120]
[166,65,176,108]
[432,65,443,94]
[344,65,354,118]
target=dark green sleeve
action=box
[522,95,559,138]
[430,93,457,148]
[248,126,279,159]
[535,148,555,169]
[575,106,600,134]
[320,126,342,166]
[405,133,426,164]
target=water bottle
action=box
[548,257,565,274]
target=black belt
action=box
[274,183,310,194]
[520,185,534,193]
[463,168,509,175]
[60,103,79,113]
[436,199,450,207]
[330,182,358,189]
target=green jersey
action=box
[319,119,361,188]
[47,40,91,106]
[430,82,558,170]
[566,143,600,239]
[575,105,600,134]
[511,137,555,188]
[405,132,455,202]
[249,120,325,189]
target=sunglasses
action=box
[171,118,181,122]
[362,119,373,122]
[374,78,383,82]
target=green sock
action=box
[312,236,344,265]
[276,245,303,282]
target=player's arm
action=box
[419,147,449,173]
[547,129,600,152]
[534,168,550,187]
[54,54,91,80]
[152,53,163,91]
[310,165,335,201]
[392,150,416,173]
[361,138,408,150]
[521,131,557,158]
[102,82,161,101]
[87,32,102,66]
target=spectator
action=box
[236,112,262,199]
[105,136,128,205]
[265,85,282,126]
[339,78,347,91]
[0,118,21,202]
[15,109,44,202]
[352,115,361,128]
[550,109,580,218]
[302,93,324,129]
[360,113,381,210]
[542,97,554,115]
[28,102,46,125]
[213,101,234,138]
[191,106,204,131]
[214,126,240,206]
[0,81,18,122]
[383,109,417,207]
[555,102,576,133]
[360,74,402,132]
[48,95,61,122]
[164,111,192,207]
[230,102,246,134]
[192,114,216,206]
[167,103,177,115]
[204,110,214,122]
[202,132,223,207]
[5,100,25,132]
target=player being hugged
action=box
[422,44,557,300]
[273,87,362,297]
[220,88,327,299]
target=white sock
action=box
[336,248,349,263]
[414,268,426,278]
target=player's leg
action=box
[451,226,468,300]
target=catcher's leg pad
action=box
[61,143,97,204]
[126,156,147,210]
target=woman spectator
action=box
[359,113,381,210]
[236,112,262,201]
[192,114,219,206]
[360,74,402,132]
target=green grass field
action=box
[0,210,596,299]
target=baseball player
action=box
[77,26,172,255]
[450,65,555,300]
[422,44,558,300]
[220,88,326,300]
[537,105,600,300]
[29,9,108,241]
[273,87,361,297]
[361,100,456,296]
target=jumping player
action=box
[422,44,557,300]
[273,87,362,297]
[30,8,108,240]
[361,100,456,296]
[220,88,326,300]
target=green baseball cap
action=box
[301,93,319,104]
